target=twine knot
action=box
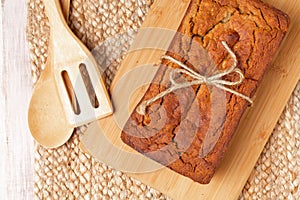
[137,41,253,115]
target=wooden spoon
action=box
[28,0,112,148]
[60,0,70,23]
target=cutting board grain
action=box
[80,0,300,199]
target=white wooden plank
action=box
[0,0,34,199]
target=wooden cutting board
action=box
[80,0,300,199]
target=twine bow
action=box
[137,41,253,115]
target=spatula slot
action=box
[79,63,100,108]
[61,70,81,115]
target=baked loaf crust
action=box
[121,0,289,184]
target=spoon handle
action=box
[60,0,71,23]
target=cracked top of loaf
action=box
[121,0,289,184]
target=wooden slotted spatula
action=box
[28,0,112,148]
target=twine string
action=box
[137,41,253,115]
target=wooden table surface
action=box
[0,0,34,199]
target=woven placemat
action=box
[26,0,300,199]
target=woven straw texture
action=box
[26,0,300,199]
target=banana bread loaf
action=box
[121,0,289,184]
